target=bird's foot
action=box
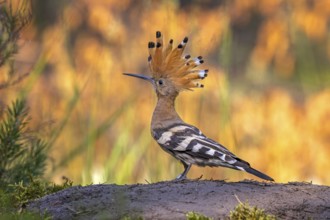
[173,163,192,182]
[173,174,203,182]
[175,174,186,181]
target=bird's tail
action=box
[233,157,274,181]
[244,166,274,181]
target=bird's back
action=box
[152,122,274,181]
[152,122,240,168]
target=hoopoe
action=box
[124,31,274,181]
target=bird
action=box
[124,31,274,181]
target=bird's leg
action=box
[175,162,191,180]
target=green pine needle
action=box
[0,99,48,188]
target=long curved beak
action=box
[123,73,153,83]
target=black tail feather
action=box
[244,166,274,181]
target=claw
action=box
[175,174,187,180]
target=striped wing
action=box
[152,123,249,170]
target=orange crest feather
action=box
[148,31,208,91]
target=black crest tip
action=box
[148,42,155,48]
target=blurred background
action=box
[1,0,329,185]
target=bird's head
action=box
[124,31,208,99]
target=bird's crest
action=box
[148,31,208,91]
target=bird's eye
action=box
[158,80,163,85]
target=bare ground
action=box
[27,180,330,219]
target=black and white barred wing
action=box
[153,123,242,169]
[152,123,274,181]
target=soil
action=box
[27,180,330,220]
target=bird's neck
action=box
[151,95,183,130]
